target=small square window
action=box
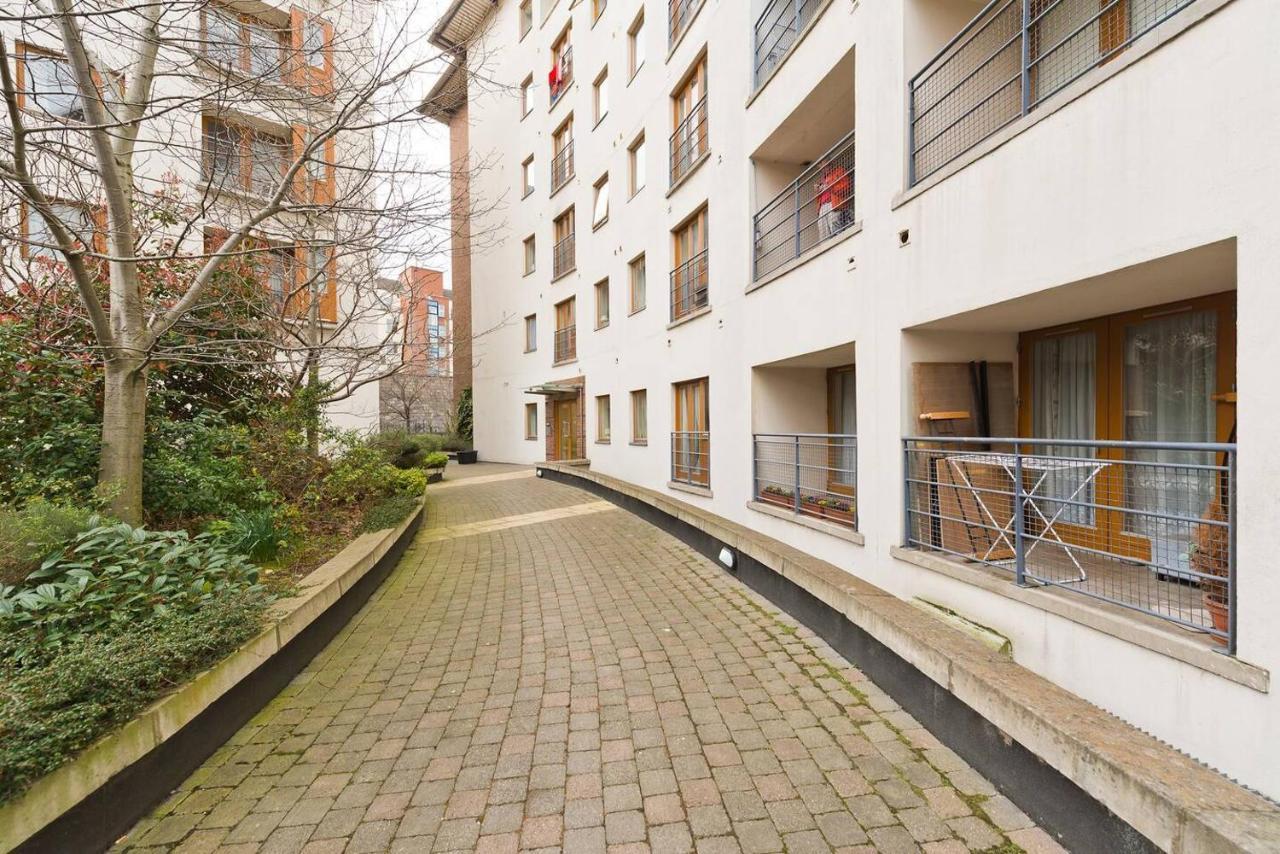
[525,402,538,439]
[595,279,610,328]
[523,235,536,275]
[628,254,646,314]
[596,395,611,443]
[524,313,537,352]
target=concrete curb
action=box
[539,463,1280,853]
[0,498,426,854]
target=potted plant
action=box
[799,494,823,518]
[1190,498,1231,642]
[819,497,855,526]
[759,485,794,509]
[422,451,449,484]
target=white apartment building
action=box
[426,0,1280,805]
[2,0,391,433]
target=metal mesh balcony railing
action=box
[908,0,1200,184]
[754,434,857,529]
[904,436,1237,652]
[668,0,704,46]
[551,140,575,192]
[552,233,575,279]
[671,431,710,488]
[753,0,826,88]
[752,130,855,281]
[669,249,709,322]
[553,324,576,363]
[670,96,708,186]
[550,46,574,106]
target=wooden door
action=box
[673,378,709,486]
[825,366,856,497]
[553,395,581,461]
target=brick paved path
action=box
[118,467,1062,853]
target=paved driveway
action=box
[118,466,1061,853]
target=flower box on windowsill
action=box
[759,487,794,510]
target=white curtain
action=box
[1032,331,1096,525]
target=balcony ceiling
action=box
[430,0,496,51]
[752,50,855,166]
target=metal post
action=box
[902,440,911,548]
[1014,443,1027,586]
[793,435,802,514]
[752,435,758,501]
[1020,0,1032,117]
[907,86,916,187]
[793,183,802,260]
[1227,447,1238,655]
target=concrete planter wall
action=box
[0,499,426,854]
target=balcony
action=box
[671,431,710,488]
[552,233,576,279]
[668,0,704,47]
[553,324,576,364]
[753,433,857,529]
[550,45,573,107]
[908,0,1200,184]
[669,96,708,186]
[753,130,854,282]
[669,249,709,322]
[551,140,575,192]
[904,436,1237,651]
[753,0,827,89]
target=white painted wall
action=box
[453,0,1280,799]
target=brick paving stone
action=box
[114,470,1039,853]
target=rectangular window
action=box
[631,389,648,443]
[593,68,609,124]
[628,12,645,79]
[288,7,334,94]
[592,175,609,228]
[597,395,612,443]
[629,254,646,313]
[520,75,533,117]
[554,297,576,363]
[262,243,298,309]
[524,313,537,352]
[551,29,573,105]
[553,208,576,278]
[552,116,575,190]
[23,201,94,262]
[592,0,607,22]
[203,117,289,196]
[671,206,709,320]
[428,298,442,316]
[525,403,538,439]
[18,47,84,121]
[595,279,610,328]
[203,117,243,187]
[249,129,288,195]
[672,56,709,184]
[524,235,537,275]
[629,134,646,196]
[673,378,709,487]
[519,0,533,38]
[522,155,536,197]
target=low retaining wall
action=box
[538,464,1280,854]
[0,501,426,854]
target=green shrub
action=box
[441,434,471,453]
[410,433,445,454]
[455,387,473,442]
[0,592,268,804]
[385,467,428,496]
[0,501,96,587]
[0,521,263,665]
[143,413,270,526]
[207,507,292,563]
[422,451,449,470]
[358,494,421,533]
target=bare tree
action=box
[0,0,492,521]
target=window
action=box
[23,201,94,262]
[596,395,612,443]
[595,279,610,328]
[524,314,538,352]
[593,68,609,124]
[629,254,646,313]
[554,297,576,363]
[592,175,609,228]
[519,0,533,38]
[628,12,645,79]
[522,155,536,197]
[550,29,573,105]
[592,0,608,22]
[17,46,84,121]
[631,389,648,443]
[671,57,709,184]
[523,235,537,275]
[520,75,533,117]
[525,403,539,439]
[428,298,442,316]
[262,243,299,310]
[553,208,576,278]
[628,134,646,196]
[673,378,709,486]
[671,207,709,320]
[552,116,575,190]
[299,243,339,322]
[202,117,289,196]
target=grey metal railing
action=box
[668,0,704,46]
[752,130,855,281]
[552,233,575,278]
[753,0,826,88]
[551,140,575,192]
[670,96,708,185]
[908,0,1199,184]
[903,436,1237,652]
[672,431,711,488]
[754,433,857,529]
[553,324,576,363]
[550,45,574,106]
[669,248,708,322]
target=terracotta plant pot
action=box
[822,507,855,527]
[1203,592,1230,643]
[759,490,794,509]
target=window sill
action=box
[525,436,538,441]
[524,348,536,354]
[596,439,611,445]
[523,268,536,278]
[747,501,864,546]
[595,321,609,331]
[552,357,578,367]
[667,304,710,330]
[592,217,608,232]
[593,113,608,130]
[627,64,643,86]
[522,188,535,200]
[666,150,711,197]
[668,481,712,498]
[746,220,862,295]
[551,266,577,283]
[628,305,646,317]
[549,83,575,113]
[550,178,574,200]
[630,440,648,447]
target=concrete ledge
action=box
[745,0,840,108]
[668,480,713,498]
[538,463,1280,854]
[746,500,865,546]
[666,304,711,330]
[0,499,426,854]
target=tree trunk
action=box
[100,356,148,524]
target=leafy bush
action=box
[390,441,424,469]
[0,521,262,664]
[410,433,445,454]
[422,451,449,470]
[143,412,270,526]
[441,434,471,453]
[0,501,96,587]
[0,592,268,805]
[207,507,293,563]
[455,387,473,443]
[358,494,421,533]
[386,467,428,496]
[314,444,426,506]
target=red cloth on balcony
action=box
[816,165,851,210]
[549,63,561,97]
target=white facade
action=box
[438,0,1280,800]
